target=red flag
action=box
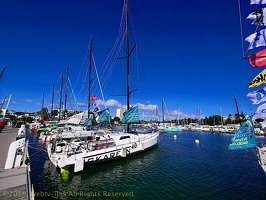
[90,95,97,101]
[248,49,266,67]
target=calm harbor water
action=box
[27,130,266,200]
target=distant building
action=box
[116,108,125,119]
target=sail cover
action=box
[228,118,256,150]
[122,106,139,124]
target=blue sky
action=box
[0,0,264,120]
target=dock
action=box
[0,125,33,200]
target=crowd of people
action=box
[0,118,25,133]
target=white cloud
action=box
[134,103,157,112]
[77,102,87,107]
[25,99,33,103]
[35,102,42,106]
[11,101,20,105]
[95,99,123,108]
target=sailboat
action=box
[47,0,159,173]
[160,96,182,132]
[228,0,266,175]
[41,40,111,142]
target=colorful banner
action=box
[245,28,266,49]
[247,86,266,104]
[90,95,97,101]
[228,118,256,150]
[84,118,92,126]
[122,106,139,124]
[251,0,266,5]
[247,8,266,26]
[248,68,266,88]
[96,108,110,123]
[253,102,266,118]
[248,49,266,67]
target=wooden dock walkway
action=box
[0,125,33,200]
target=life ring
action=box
[132,142,137,148]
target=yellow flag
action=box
[248,68,266,88]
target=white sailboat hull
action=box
[47,131,159,172]
[257,145,266,175]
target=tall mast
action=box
[88,38,92,117]
[4,94,11,116]
[0,96,6,110]
[220,107,223,126]
[162,96,165,123]
[126,0,130,111]
[64,65,69,119]
[0,65,6,79]
[51,83,54,113]
[59,72,63,121]
[2,94,11,116]
[42,93,44,120]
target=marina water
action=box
[27,130,266,200]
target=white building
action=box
[116,108,125,119]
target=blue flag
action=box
[122,106,139,124]
[96,108,110,123]
[247,86,266,104]
[228,118,256,150]
[84,118,92,126]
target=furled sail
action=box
[122,106,139,124]
[228,118,256,150]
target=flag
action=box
[84,118,92,126]
[245,28,266,49]
[253,103,266,118]
[251,0,266,4]
[90,95,97,101]
[96,108,110,123]
[247,8,266,26]
[228,118,256,150]
[248,48,266,67]
[247,86,266,104]
[122,106,139,124]
[248,68,266,88]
